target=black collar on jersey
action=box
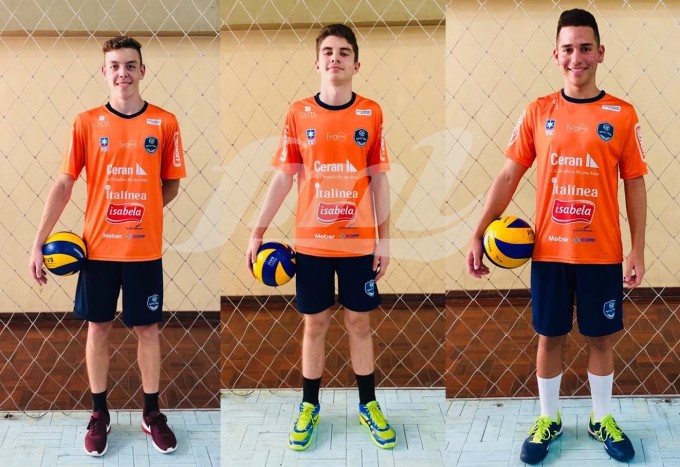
[314,92,356,110]
[105,101,148,119]
[561,89,606,104]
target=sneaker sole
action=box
[288,418,319,451]
[359,415,397,449]
[83,423,111,457]
[142,421,177,454]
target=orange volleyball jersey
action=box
[506,90,647,264]
[61,103,186,261]
[273,93,389,257]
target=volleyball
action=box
[42,231,87,276]
[253,242,296,286]
[483,216,535,269]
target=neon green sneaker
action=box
[288,402,320,451]
[588,413,635,462]
[520,412,562,464]
[359,401,397,449]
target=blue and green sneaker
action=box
[288,402,320,451]
[359,401,396,449]
[520,412,562,464]
[588,413,635,462]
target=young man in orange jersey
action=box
[466,9,647,464]
[246,24,395,450]
[29,36,186,456]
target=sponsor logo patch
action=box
[602,105,621,112]
[508,109,525,146]
[147,118,162,125]
[356,109,372,116]
[100,136,109,152]
[551,199,595,224]
[106,203,145,224]
[545,119,555,136]
[317,202,356,224]
[634,123,647,162]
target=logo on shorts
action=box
[147,294,160,312]
[603,299,616,320]
[364,279,376,297]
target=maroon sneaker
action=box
[142,410,177,453]
[84,410,110,456]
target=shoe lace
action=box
[87,414,107,434]
[148,412,170,432]
[295,405,315,430]
[528,416,553,443]
[366,402,387,429]
[597,415,624,442]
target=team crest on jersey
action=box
[545,119,555,136]
[306,129,316,145]
[597,122,614,142]
[354,128,368,147]
[100,137,109,152]
[147,294,160,312]
[144,136,158,154]
[602,299,616,320]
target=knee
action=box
[304,315,331,339]
[344,312,371,338]
[88,321,113,340]
[134,323,159,342]
[538,335,564,353]
[586,335,611,353]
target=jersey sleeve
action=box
[272,107,302,174]
[619,108,648,180]
[160,114,186,180]
[60,115,86,179]
[367,104,389,175]
[505,104,536,168]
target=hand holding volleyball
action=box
[483,216,535,269]
[42,231,87,276]
[252,242,297,286]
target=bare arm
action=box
[466,158,529,277]
[623,176,646,287]
[29,174,76,285]
[246,170,295,271]
[162,179,180,206]
[371,172,390,281]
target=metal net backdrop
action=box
[0,0,222,410]
[220,1,447,391]
[447,0,680,398]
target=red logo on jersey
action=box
[317,202,356,224]
[552,199,595,224]
[106,203,145,223]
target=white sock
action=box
[589,371,614,422]
[537,373,562,421]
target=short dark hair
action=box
[556,9,600,46]
[316,24,359,62]
[102,35,143,65]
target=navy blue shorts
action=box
[295,253,380,314]
[530,261,623,337]
[74,259,164,326]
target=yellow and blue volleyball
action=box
[483,216,535,269]
[42,231,87,276]
[253,242,296,286]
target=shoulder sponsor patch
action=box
[602,105,621,112]
[356,109,372,116]
[147,118,162,125]
[597,122,614,142]
[634,122,647,163]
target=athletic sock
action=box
[143,391,160,416]
[302,377,321,406]
[356,372,376,406]
[537,373,562,421]
[588,371,614,422]
[92,390,108,415]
